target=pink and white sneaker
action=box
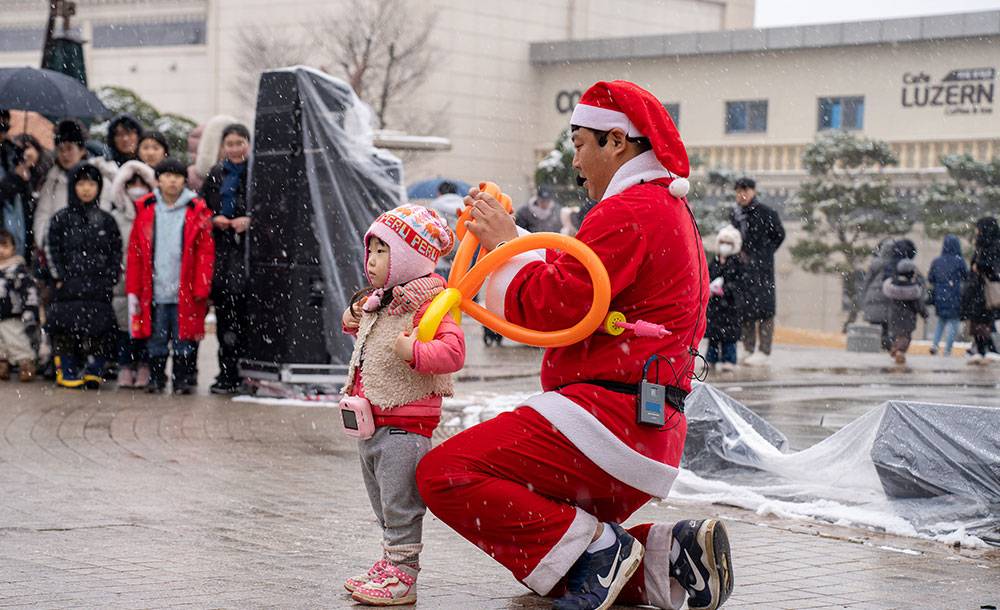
[350,562,418,606]
[344,558,390,593]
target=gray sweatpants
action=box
[359,426,431,565]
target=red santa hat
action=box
[570,80,690,198]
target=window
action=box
[725,100,767,134]
[663,103,680,127]
[818,96,864,131]
[92,20,206,48]
[0,26,80,53]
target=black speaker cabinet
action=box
[241,67,402,384]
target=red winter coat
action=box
[125,191,214,341]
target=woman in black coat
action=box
[198,123,251,393]
[962,217,1000,361]
[45,163,121,387]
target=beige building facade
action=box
[530,12,1000,333]
[0,0,753,193]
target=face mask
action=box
[127,187,149,201]
[719,244,734,256]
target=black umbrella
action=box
[0,66,109,119]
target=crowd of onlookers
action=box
[860,218,1000,364]
[0,109,254,393]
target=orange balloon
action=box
[420,183,611,348]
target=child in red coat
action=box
[126,159,214,394]
[340,205,465,606]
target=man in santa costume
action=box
[416,80,733,610]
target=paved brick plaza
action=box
[0,340,998,608]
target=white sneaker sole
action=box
[689,519,734,610]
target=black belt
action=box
[558,379,687,413]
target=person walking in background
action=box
[861,238,898,351]
[200,123,252,394]
[962,216,1000,363]
[515,185,563,234]
[126,159,214,394]
[882,259,928,365]
[705,225,745,372]
[428,181,464,226]
[45,164,121,389]
[0,229,38,382]
[730,176,784,366]
[927,235,967,356]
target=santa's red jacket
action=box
[125,191,215,341]
[483,151,710,496]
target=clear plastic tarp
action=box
[293,67,406,364]
[678,384,1000,547]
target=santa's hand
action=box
[394,330,417,362]
[465,190,518,251]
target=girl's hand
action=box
[394,330,417,362]
[212,215,231,230]
[342,305,360,330]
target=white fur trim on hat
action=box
[570,104,644,138]
[195,114,240,178]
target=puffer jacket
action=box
[44,163,121,337]
[928,235,968,319]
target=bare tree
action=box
[313,0,437,129]
[232,23,309,108]
[232,0,438,131]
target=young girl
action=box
[340,205,465,606]
[706,225,745,372]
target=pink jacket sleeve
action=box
[410,304,466,375]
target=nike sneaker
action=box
[553,522,645,610]
[670,519,733,610]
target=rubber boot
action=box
[146,357,168,394]
[55,354,85,389]
[172,353,195,395]
[84,356,106,389]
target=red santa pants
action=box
[416,406,686,609]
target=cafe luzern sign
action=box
[901,67,995,115]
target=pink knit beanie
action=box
[364,205,455,288]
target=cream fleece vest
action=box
[342,307,454,409]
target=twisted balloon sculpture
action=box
[416,182,668,347]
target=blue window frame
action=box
[818,96,864,131]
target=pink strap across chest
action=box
[372,404,440,417]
